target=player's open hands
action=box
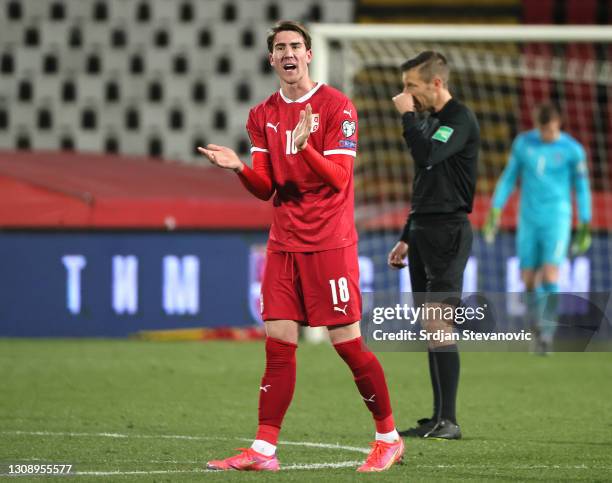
[392,92,415,114]
[388,241,409,269]
[292,103,313,151]
[197,144,243,171]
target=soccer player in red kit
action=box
[198,21,404,472]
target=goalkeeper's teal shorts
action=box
[516,218,571,270]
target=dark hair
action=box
[400,51,450,86]
[266,20,311,53]
[535,102,561,125]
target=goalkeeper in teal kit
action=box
[484,103,592,353]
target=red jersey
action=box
[246,83,358,252]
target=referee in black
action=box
[388,51,479,440]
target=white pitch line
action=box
[284,461,362,470]
[71,470,202,476]
[71,462,363,476]
[2,430,369,454]
[416,464,612,470]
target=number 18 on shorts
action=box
[261,244,362,327]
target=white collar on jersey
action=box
[279,82,324,104]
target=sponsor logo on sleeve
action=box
[431,125,454,143]
[339,139,357,149]
[342,120,356,138]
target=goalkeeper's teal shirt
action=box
[491,129,592,227]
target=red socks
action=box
[256,337,297,445]
[333,337,395,433]
[256,336,394,446]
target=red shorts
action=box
[261,244,362,327]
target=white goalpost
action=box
[304,24,612,342]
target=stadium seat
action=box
[213,109,227,131]
[81,107,98,130]
[147,79,164,102]
[241,28,255,48]
[104,134,120,153]
[567,0,597,24]
[178,1,195,22]
[85,51,103,74]
[197,27,213,48]
[168,107,185,131]
[0,108,8,131]
[61,79,77,103]
[17,78,34,102]
[265,2,280,22]
[104,79,121,103]
[67,25,83,48]
[191,79,207,103]
[222,2,238,22]
[59,132,75,150]
[152,27,170,48]
[134,0,151,22]
[37,106,53,130]
[1,51,15,74]
[92,0,109,22]
[148,133,164,157]
[124,106,141,131]
[128,52,145,75]
[42,52,60,74]
[15,129,32,150]
[172,52,190,75]
[23,26,41,47]
[49,1,67,21]
[110,27,128,48]
[522,0,554,24]
[6,1,22,20]
[215,54,232,75]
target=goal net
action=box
[310,24,612,317]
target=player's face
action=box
[401,69,436,112]
[269,30,312,85]
[538,119,561,143]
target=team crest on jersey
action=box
[342,120,356,138]
[311,113,320,133]
[248,244,267,325]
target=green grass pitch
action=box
[1,339,611,481]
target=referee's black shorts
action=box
[407,212,473,297]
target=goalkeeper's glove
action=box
[483,208,501,244]
[571,223,592,255]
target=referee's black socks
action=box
[430,344,460,425]
[428,349,441,422]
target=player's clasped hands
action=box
[387,241,409,269]
[197,144,243,171]
[292,103,313,151]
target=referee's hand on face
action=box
[392,92,415,114]
[388,241,409,269]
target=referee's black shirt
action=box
[399,98,479,241]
